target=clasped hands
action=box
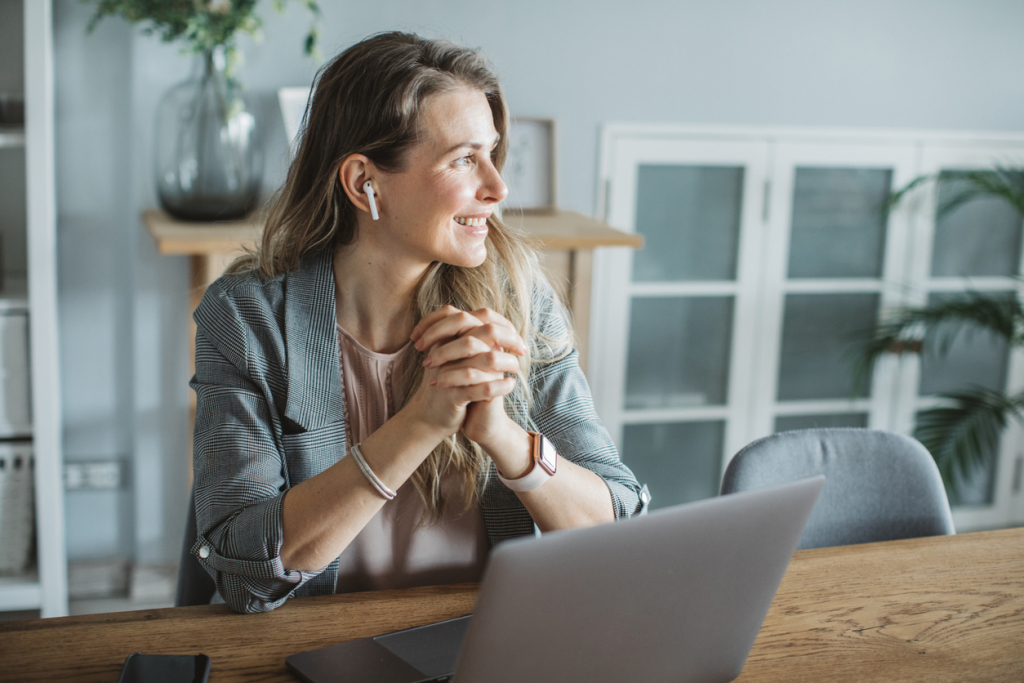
[405,306,527,462]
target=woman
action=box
[190,32,647,614]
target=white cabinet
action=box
[594,124,1024,532]
[0,0,67,617]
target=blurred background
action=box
[1,0,1023,618]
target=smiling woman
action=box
[190,32,647,614]
[336,87,507,272]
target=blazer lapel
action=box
[282,249,345,431]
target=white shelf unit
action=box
[0,0,67,617]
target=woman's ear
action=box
[338,154,379,218]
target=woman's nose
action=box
[478,161,508,204]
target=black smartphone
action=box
[118,653,211,683]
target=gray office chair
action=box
[175,487,217,607]
[720,428,955,550]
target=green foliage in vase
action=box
[84,0,321,80]
[860,168,1024,500]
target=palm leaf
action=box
[884,173,934,212]
[934,168,1024,217]
[884,166,1024,218]
[856,292,1022,380]
[915,388,1024,495]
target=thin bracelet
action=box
[350,443,397,500]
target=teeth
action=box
[455,217,488,227]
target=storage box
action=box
[0,443,35,573]
[0,312,31,437]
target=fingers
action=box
[411,305,462,343]
[431,367,506,388]
[413,309,484,353]
[430,350,522,386]
[465,307,517,333]
[446,377,517,403]
[412,307,526,356]
[424,330,526,369]
[463,322,527,356]
[424,334,492,368]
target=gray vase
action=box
[155,48,262,221]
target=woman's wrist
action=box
[396,391,461,445]
[474,418,533,479]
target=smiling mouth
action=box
[454,217,488,227]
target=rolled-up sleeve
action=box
[190,289,326,613]
[528,283,649,519]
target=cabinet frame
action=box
[594,124,1024,531]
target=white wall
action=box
[52,0,1024,563]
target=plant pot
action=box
[155,48,262,221]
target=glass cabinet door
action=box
[755,143,918,442]
[894,144,1024,529]
[595,138,768,509]
[596,127,1024,529]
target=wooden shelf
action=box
[0,573,41,612]
[0,127,26,149]
[143,209,262,255]
[505,210,643,250]
[143,208,643,255]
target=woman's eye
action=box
[454,154,474,167]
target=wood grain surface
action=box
[737,527,1024,682]
[0,585,477,682]
[143,208,643,255]
[1,529,1020,682]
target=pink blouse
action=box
[334,325,490,593]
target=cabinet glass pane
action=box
[626,296,734,409]
[915,411,995,507]
[622,420,724,508]
[931,173,1023,277]
[632,165,743,282]
[777,293,878,400]
[788,167,891,279]
[918,292,1011,396]
[775,413,868,432]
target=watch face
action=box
[539,435,557,475]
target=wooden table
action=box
[2,528,1021,682]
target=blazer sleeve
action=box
[527,281,650,518]
[190,284,325,613]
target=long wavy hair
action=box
[230,32,569,520]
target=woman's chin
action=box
[443,244,488,269]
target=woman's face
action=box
[374,87,508,269]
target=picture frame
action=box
[278,86,312,155]
[503,118,557,213]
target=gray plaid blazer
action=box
[190,250,648,614]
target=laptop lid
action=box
[286,476,823,683]
[453,475,823,683]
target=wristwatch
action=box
[497,431,558,492]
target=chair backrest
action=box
[720,428,955,550]
[175,487,217,607]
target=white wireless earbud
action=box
[363,180,379,221]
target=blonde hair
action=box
[230,32,570,520]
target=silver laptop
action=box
[286,476,824,683]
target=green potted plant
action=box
[86,0,321,220]
[860,168,1024,500]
